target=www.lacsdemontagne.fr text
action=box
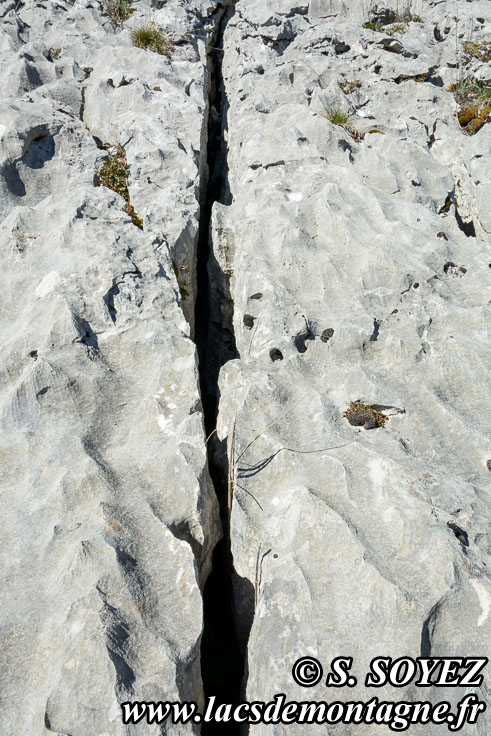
[121,693,486,731]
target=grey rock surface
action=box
[1,0,490,734]
[0,1,222,734]
[214,0,491,733]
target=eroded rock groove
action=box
[195,3,243,731]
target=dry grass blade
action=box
[227,419,236,533]
[202,427,217,449]
[232,395,305,471]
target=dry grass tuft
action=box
[103,0,134,24]
[131,23,174,57]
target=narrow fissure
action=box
[195,3,244,732]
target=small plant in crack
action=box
[96,144,143,229]
[103,0,135,24]
[451,77,491,135]
[343,402,389,430]
[362,1,423,28]
[454,77,491,105]
[323,107,364,141]
[462,41,491,64]
[131,23,174,57]
[324,107,352,126]
[43,48,62,61]
[338,78,362,95]
[363,22,384,32]
[386,22,408,35]
[172,260,190,301]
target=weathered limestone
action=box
[1,0,490,733]
[0,1,222,733]
[214,1,491,733]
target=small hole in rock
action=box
[413,283,419,289]
[243,314,256,329]
[444,262,467,276]
[447,521,469,547]
[293,318,317,353]
[487,459,491,472]
[320,328,334,343]
[391,309,398,314]
[249,293,263,300]
[29,350,38,359]
[269,348,283,362]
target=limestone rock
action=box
[1,0,491,733]
[0,1,221,734]
[214,0,491,733]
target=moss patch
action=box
[96,144,143,229]
[458,103,491,135]
[343,402,389,430]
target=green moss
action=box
[96,144,143,229]
[131,23,173,56]
[458,105,478,126]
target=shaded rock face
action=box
[0,1,490,736]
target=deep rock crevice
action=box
[195,3,244,731]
